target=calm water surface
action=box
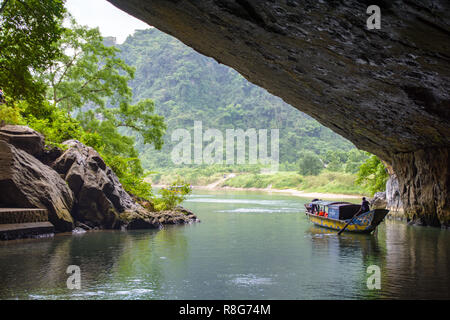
[0,190,449,299]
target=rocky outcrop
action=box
[0,124,44,157]
[0,126,199,235]
[121,206,199,230]
[38,146,63,167]
[51,140,144,229]
[107,0,450,226]
[50,140,177,230]
[0,140,74,231]
[156,207,199,225]
[370,192,387,210]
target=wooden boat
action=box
[304,200,389,234]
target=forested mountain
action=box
[118,28,356,170]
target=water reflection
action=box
[308,225,382,260]
[0,191,449,299]
[306,220,450,299]
[0,229,180,299]
[381,220,450,299]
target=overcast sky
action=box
[66,0,150,43]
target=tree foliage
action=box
[1,14,167,202]
[298,151,323,176]
[39,19,166,151]
[0,0,65,104]
[356,155,389,196]
[324,149,368,173]
[43,19,133,110]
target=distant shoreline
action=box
[151,183,365,200]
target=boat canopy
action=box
[310,200,351,206]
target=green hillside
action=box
[118,28,361,171]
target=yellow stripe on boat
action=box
[307,210,375,233]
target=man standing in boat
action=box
[361,197,370,213]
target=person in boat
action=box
[361,197,370,213]
[311,199,319,214]
[0,88,4,104]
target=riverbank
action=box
[152,183,364,200]
[148,169,367,199]
[214,186,364,199]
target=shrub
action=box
[153,182,192,211]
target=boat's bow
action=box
[370,209,390,228]
[345,209,389,233]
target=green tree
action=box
[19,99,85,145]
[0,0,65,104]
[39,18,166,151]
[298,151,323,176]
[355,155,388,196]
[325,150,348,172]
[344,149,369,174]
[40,20,168,199]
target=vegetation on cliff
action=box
[355,155,389,196]
[0,3,189,209]
[0,0,65,104]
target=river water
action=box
[0,190,449,300]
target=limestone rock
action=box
[38,146,63,167]
[370,192,387,210]
[386,174,404,219]
[0,125,44,157]
[0,140,74,231]
[155,209,199,225]
[391,148,449,227]
[121,206,199,230]
[52,140,142,229]
[122,209,162,230]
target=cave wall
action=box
[107,0,450,226]
[391,148,449,226]
[385,174,404,220]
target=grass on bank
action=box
[223,171,364,195]
[147,166,367,195]
[147,165,258,186]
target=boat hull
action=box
[306,209,389,233]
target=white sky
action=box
[65,0,150,43]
